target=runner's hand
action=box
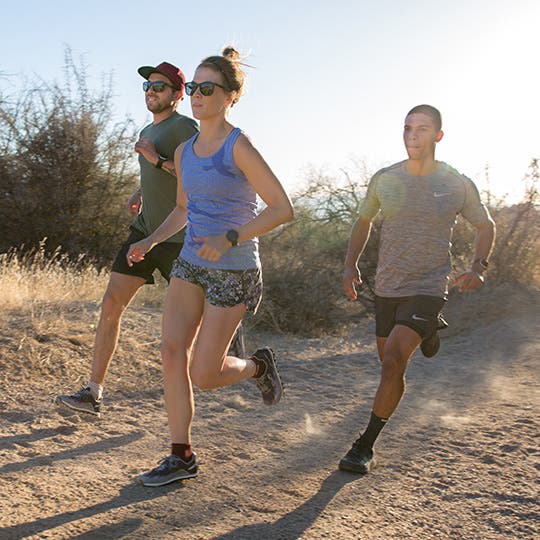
[127,191,142,215]
[193,234,230,262]
[344,266,362,300]
[126,238,155,267]
[454,270,484,291]
[135,137,159,166]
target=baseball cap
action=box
[138,62,186,96]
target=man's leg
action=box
[339,325,421,473]
[372,325,421,418]
[56,271,145,416]
[90,271,146,385]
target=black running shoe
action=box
[139,454,198,487]
[339,441,375,474]
[253,347,283,406]
[56,387,102,417]
[420,331,440,358]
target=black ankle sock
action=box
[357,411,388,449]
[252,357,266,379]
[171,443,192,461]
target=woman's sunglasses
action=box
[142,81,177,93]
[185,81,229,97]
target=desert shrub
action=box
[0,48,138,265]
[253,166,378,336]
[451,159,540,285]
[486,160,539,284]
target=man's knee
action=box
[100,273,143,318]
[100,289,127,319]
[380,350,408,380]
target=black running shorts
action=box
[375,295,446,339]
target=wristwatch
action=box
[226,229,239,247]
[473,258,489,270]
[155,155,166,169]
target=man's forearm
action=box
[470,218,495,274]
[345,217,372,268]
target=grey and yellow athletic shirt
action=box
[132,112,199,243]
[359,161,490,298]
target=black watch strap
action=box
[155,155,166,169]
[473,258,489,269]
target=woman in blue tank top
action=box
[127,46,294,487]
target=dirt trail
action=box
[0,286,538,539]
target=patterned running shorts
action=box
[171,257,263,313]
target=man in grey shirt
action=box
[339,104,495,474]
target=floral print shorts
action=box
[171,257,263,313]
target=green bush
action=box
[0,49,138,265]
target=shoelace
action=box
[153,456,178,472]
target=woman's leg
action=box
[161,276,204,444]
[189,302,257,390]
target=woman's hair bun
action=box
[222,46,240,61]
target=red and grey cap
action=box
[138,62,186,96]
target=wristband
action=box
[155,155,166,169]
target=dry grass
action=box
[0,242,168,310]
[0,244,168,393]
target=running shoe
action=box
[56,387,101,417]
[139,454,198,487]
[420,332,440,358]
[253,347,283,406]
[338,440,375,474]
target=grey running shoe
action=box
[56,387,101,417]
[338,441,375,474]
[253,347,283,406]
[420,332,440,358]
[139,454,198,487]
[421,314,448,358]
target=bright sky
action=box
[1,0,539,203]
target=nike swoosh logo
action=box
[412,314,429,321]
[434,192,452,197]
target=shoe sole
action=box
[262,353,284,406]
[55,396,101,418]
[263,372,283,406]
[338,457,375,474]
[139,469,198,487]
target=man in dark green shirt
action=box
[57,62,198,416]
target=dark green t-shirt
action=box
[132,112,198,243]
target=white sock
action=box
[87,381,103,400]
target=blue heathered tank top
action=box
[179,127,260,270]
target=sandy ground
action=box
[0,285,538,539]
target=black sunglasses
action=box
[143,81,178,93]
[185,81,229,97]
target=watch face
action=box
[226,229,239,246]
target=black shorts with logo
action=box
[111,227,182,284]
[375,295,447,339]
